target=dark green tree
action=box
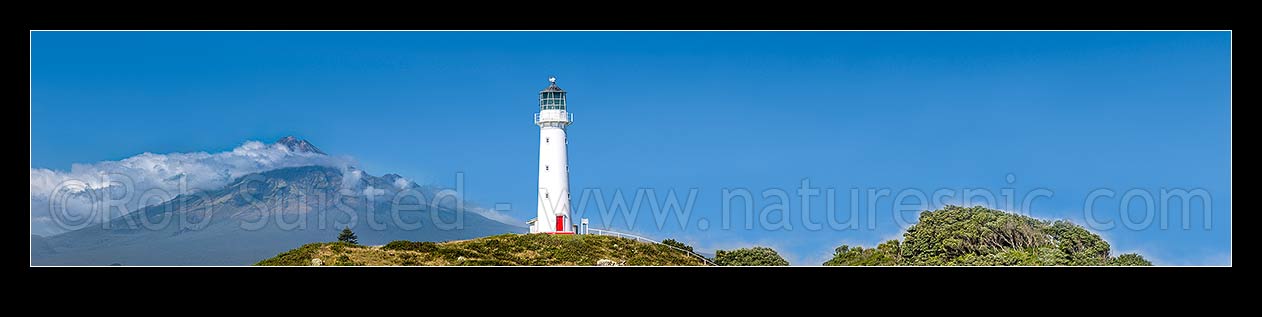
[824,240,902,266]
[1108,253,1153,266]
[661,239,707,261]
[1044,220,1111,265]
[338,226,358,245]
[824,205,1152,266]
[714,247,789,266]
[661,239,695,253]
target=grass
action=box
[255,233,708,266]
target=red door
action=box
[556,216,564,232]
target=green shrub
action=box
[824,205,1153,266]
[434,247,480,260]
[1109,253,1153,266]
[334,254,358,266]
[255,243,326,266]
[382,240,438,252]
[714,247,789,266]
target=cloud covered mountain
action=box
[30,137,525,265]
[30,137,354,236]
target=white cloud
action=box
[362,186,386,197]
[465,206,525,228]
[341,167,365,190]
[393,177,411,189]
[29,140,357,236]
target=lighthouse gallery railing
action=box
[534,111,573,125]
[585,228,716,266]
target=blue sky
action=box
[30,31,1231,265]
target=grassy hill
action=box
[256,233,709,266]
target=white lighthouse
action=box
[533,76,575,234]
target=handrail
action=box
[586,228,716,266]
[533,111,573,125]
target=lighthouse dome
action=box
[540,79,565,93]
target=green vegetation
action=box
[261,205,1154,267]
[824,240,902,266]
[1109,253,1154,266]
[257,233,708,266]
[338,227,358,245]
[382,240,438,253]
[256,241,367,266]
[661,239,694,253]
[823,205,1153,266]
[661,238,711,260]
[714,247,789,266]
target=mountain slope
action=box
[257,233,709,266]
[276,136,325,154]
[31,139,526,266]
